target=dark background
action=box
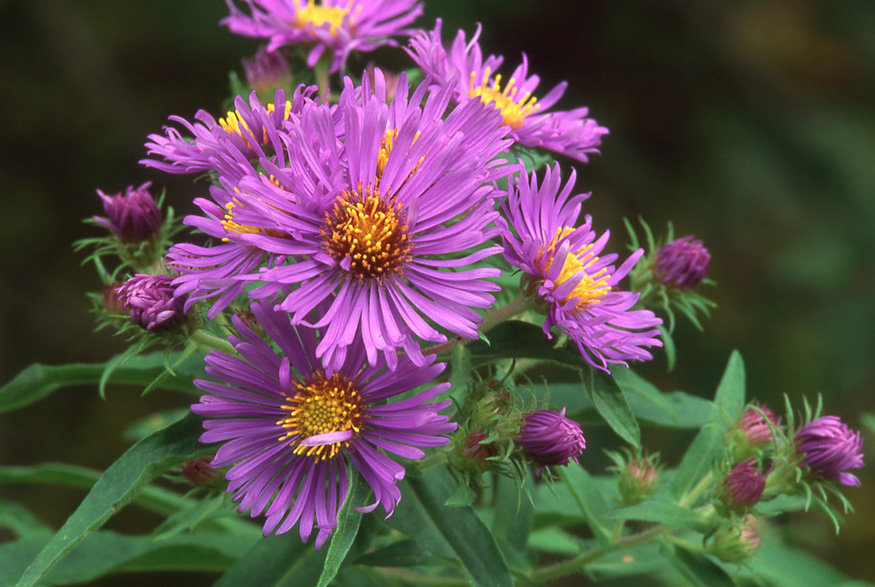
[1,0,873,583]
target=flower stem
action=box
[189,328,236,356]
[478,294,536,334]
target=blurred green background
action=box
[1,0,873,584]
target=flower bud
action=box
[728,404,781,461]
[654,235,710,290]
[518,408,585,471]
[618,455,660,505]
[706,515,761,563]
[94,182,162,243]
[720,458,766,509]
[242,47,292,96]
[463,428,498,465]
[181,456,220,487]
[116,274,186,332]
[102,282,127,315]
[795,415,864,486]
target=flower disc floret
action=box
[323,188,412,280]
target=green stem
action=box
[189,329,236,356]
[679,471,715,508]
[478,294,536,334]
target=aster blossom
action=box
[518,408,585,471]
[499,164,662,371]
[167,71,513,371]
[223,0,423,74]
[192,301,456,547]
[407,20,608,162]
[795,415,864,486]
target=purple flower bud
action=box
[116,274,186,332]
[242,47,291,95]
[618,455,660,505]
[795,416,864,486]
[654,235,711,290]
[736,405,780,446]
[94,182,162,243]
[181,456,220,487]
[518,408,585,471]
[722,458,766,508]
[463,428,498,464]
[707,515,761,563]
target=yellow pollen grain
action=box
[323,187,412,280]
[541,227,612,311]
[469,68,540,129]
[296,1,352,36]
[277,373,363,461]
[219,101,292,146]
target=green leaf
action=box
[0,351,204,413]
[659,542,734,587]
[668,420,721,503]
[384,467,513,586]
[586,542,669,579]
[0,501,53,540]
[15,414,211,587]
[713,350,746,424]
[557,465,615,549]
[214,530,328,587]
[467,320,591,370]
[316,471,371,587]
[613,367,712,429]
[0,538,45,586]
[354,539,438,568]
[744,535,850,587]
[491,474,533,553]
[587,369,641,451]
[29,530,254,584]
[448,343,472,403]
[604,501,716,533]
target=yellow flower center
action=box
[376,129,397,181]
[278,372,363,461]
[220,182,285,241]
[323,187,412,280]
[296,1,351,35]
[469,68,540,129]
[542,228,612,310]
[219,101,292,147]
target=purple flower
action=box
[143,86,318,175]
[223,0,423,74]
[191,301,455,547]
[168,71,513,370]
[407,20,608,162]
[93,182,162,243]
[500,164,662,371]
[795,416,864,486]
[654,235,711,290]
[518,408,585,471]
[243,46,293,95]
[721,459,766,508]
[116,274,187,331]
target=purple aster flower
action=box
[518,408,585,471]
[116,274,187,331]
[93,182,162,243]
[192,301,455,547]
[721,458,766,508]
[143,86,318,175]
[223,0,423,74]
[243,46,293,96]
[654,235,711,290]
[499,164,662,371]
[407,20,608,163]
[168,70,513,370]
[795,415,864,486]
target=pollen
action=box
[542,227,612,311]
[277,372,363,462]
[469,68,540,129]
[220,190,283,241]
[219,101,293,147]
[323,186,412,280]
[296,1,352,36]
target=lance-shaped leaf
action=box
[659,543,734,587]
[214,531,328,587]
[467,320,591,370]
[15,414,211,587]
[316,471,372,587]
[586,368,641,452]
[384,467,513,586]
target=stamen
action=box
[542,227,612,310]
[322,186,412,280]
[469,67,540,129]
[277,372,363,462]
[296,1,352,36]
